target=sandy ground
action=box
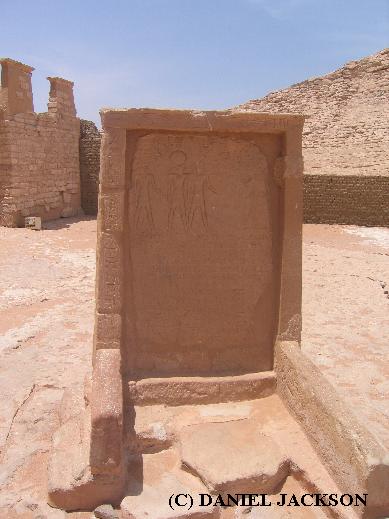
[0,216,388,517]
[0,217,96,519]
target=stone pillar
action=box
[47,77,76,117]
[0,58,34,115]
[276,127,304,343]
[90,126,126,475]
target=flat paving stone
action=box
[121,449,219,518]
[179,419,289,495]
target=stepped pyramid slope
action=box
[237,48,389,178]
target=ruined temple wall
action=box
[0,60,81,227]
[0,113,11,219]
[0,116,16,226]
[79,119,101,215]
[0,113,80,226]
[0,88,6,112]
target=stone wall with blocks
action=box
[0,59,81,227]
[303,174,389,226]
[79,119,101,215]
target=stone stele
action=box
[48,108,305,512]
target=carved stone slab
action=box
[95,108,304,378]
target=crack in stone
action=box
[1,384,36,459]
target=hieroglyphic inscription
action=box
[100,128,126,188]
[100,192,124,232]
[96,233,122,313]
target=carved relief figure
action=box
[134,172,158,235]
[132,139,219,236]
[183,163,216,232]
[166,149,217,233]
[166,150,187,230]
[167,174,185,230]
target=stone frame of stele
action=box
[48,108,305,511]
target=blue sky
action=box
[1,0,388,125]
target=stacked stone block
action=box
[0,59,81,227]
[47,77,77,117]
[79,119,101,215]
[304,175,389,226]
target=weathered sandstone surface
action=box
[237,48,389,226]
[238,48,389,178]
[0,59,81,227]
[79,120,101,216]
